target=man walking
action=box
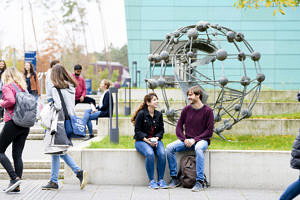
[166,86,214,192]
[72,64,96,106]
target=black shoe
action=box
[9,185,20,193]
[76,170,87,189]
[168,177,180,188]
[3,178,22,193]
[191,180,204,192]
[41,181,58,190]
[84,135,95,141]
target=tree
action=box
[234,0,299,15]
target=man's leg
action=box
[166,140,188,177]
[83,96,96,106]
[194,140,208,182]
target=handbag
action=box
[56,88,86,138]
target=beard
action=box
[75,73,80,77]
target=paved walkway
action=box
[0,180,296,200]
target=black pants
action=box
[75,96,96,106]
[0,120,29,180]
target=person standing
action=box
[45,60,60,103]
[0,68,30,193]
[24,62,40,100]
[42,65,87,190]
[0,60,7,122]
[166,86,214,192]
[83,79,113,140]
[72,64,95,106]
[131,93,168,189]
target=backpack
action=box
[6,83,37,127]
[178,155,209,188]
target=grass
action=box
[88,134,295,151]
[250,112,300,119]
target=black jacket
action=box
[291,130,300,169]
[96,91,113,117]
[297,91,300,102]
[134,108,164,141]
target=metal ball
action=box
[216,25,222,30]
[173,38,179,44]
[165,33,172,40]
[196,21,209,32]
[234,104,241,112]
[187,28,198,40]
[154,54,161,62]
[215,127,224,134]
[226,31,236,43]
[148,54,154,62]
[157,78,166,88]
[216,49,228,61]
[187,51,194,58]
[242,109,252,118]
[235,32,244,42]
[251,51,261,61]
[160,51,169,61]
[147,79,158,90]
[241,76,251,86]
[256,73,265,83]
[160,108,165,113]
[238,52,246,61]
[214,113,222,122]
[224,123,232,130]
[174,32,180,37]
[211,56,216,62]
[219,77,228,86]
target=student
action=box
[0,60,7,122]
[24,62,40,100]
[72,64,95,106]
[0,68,30,193]
[45,60,60,103]
[131,93,168,189]
[42,65,87,190]
[166,86,214,192]
[83,79,113,140]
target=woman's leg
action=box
[50,155,60,183]
[83,109,100,135]
[280,176,300,200]
[155,141,166,180]
[60,154,80,174]
[135,141,155,181]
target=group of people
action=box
[0,60,113,193]
[132,86,214,191]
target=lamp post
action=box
[132,61,137,87]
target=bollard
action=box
[109,87,119,144]
[124,78,131,116]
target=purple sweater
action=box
[176,104,214,145]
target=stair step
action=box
[0,169,64,179]
[0,161,64,169]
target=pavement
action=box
[0,180,296,200]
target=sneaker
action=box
[9,185,20,193]
[191,180,204,192]
[3,178,22,193]
[158,179,168,189]
[84,135,95,141]
[168,177,180,188]
[76,170,87,189]
[41,181,58,190]
[148,180,159,189]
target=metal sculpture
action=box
[145,21,265,139]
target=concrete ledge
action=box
[98,117,300,136]
[65,144,297,189]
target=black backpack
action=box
[177,155,209,188]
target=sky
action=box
[0,0,128,54]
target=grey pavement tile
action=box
[132,186,169,200]
[54,184,100,200]
[168,187,208,200]
[238,188,282,200]
[90,185,134,200]
[203,187,246,200]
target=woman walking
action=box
[131,93,168,189]
[42,64,87,190]
[0,68,30,193]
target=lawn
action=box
[88,134,295,151]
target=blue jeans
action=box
[135,141,166,181]
[51,154,80,183]
[280,176,300,200]
[83,109,101,135]
[166,139,208,181]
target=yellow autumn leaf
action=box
[248,4,252,8]
[273,8,278,15]
[279,8,286,15]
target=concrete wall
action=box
[98,118,300,136]
[65,146,298,189]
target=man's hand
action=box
[184,139,195,148]
[79,96,84,102]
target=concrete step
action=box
[98,117,300,136]
[0,160,64,170]
[0,169,64,179]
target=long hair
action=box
[0,60,7,80]
[131,93,158,125]
[51,64,77,89]
[50,60,59,68]
[1,67,27,90]
[102,79,111,89]
[24,62,35,77]
[187,85,203,101]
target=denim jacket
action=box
[134,108,164,141]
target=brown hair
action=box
[51,64,77,89]
[24,62,35,78]
[102,79,111,89]
[131,93,158,125]
[0,60,7,79]
[50,60,60,68]
[187,86,203,101]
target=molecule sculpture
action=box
[145,21,265,139]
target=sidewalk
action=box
[0,180,294,200]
